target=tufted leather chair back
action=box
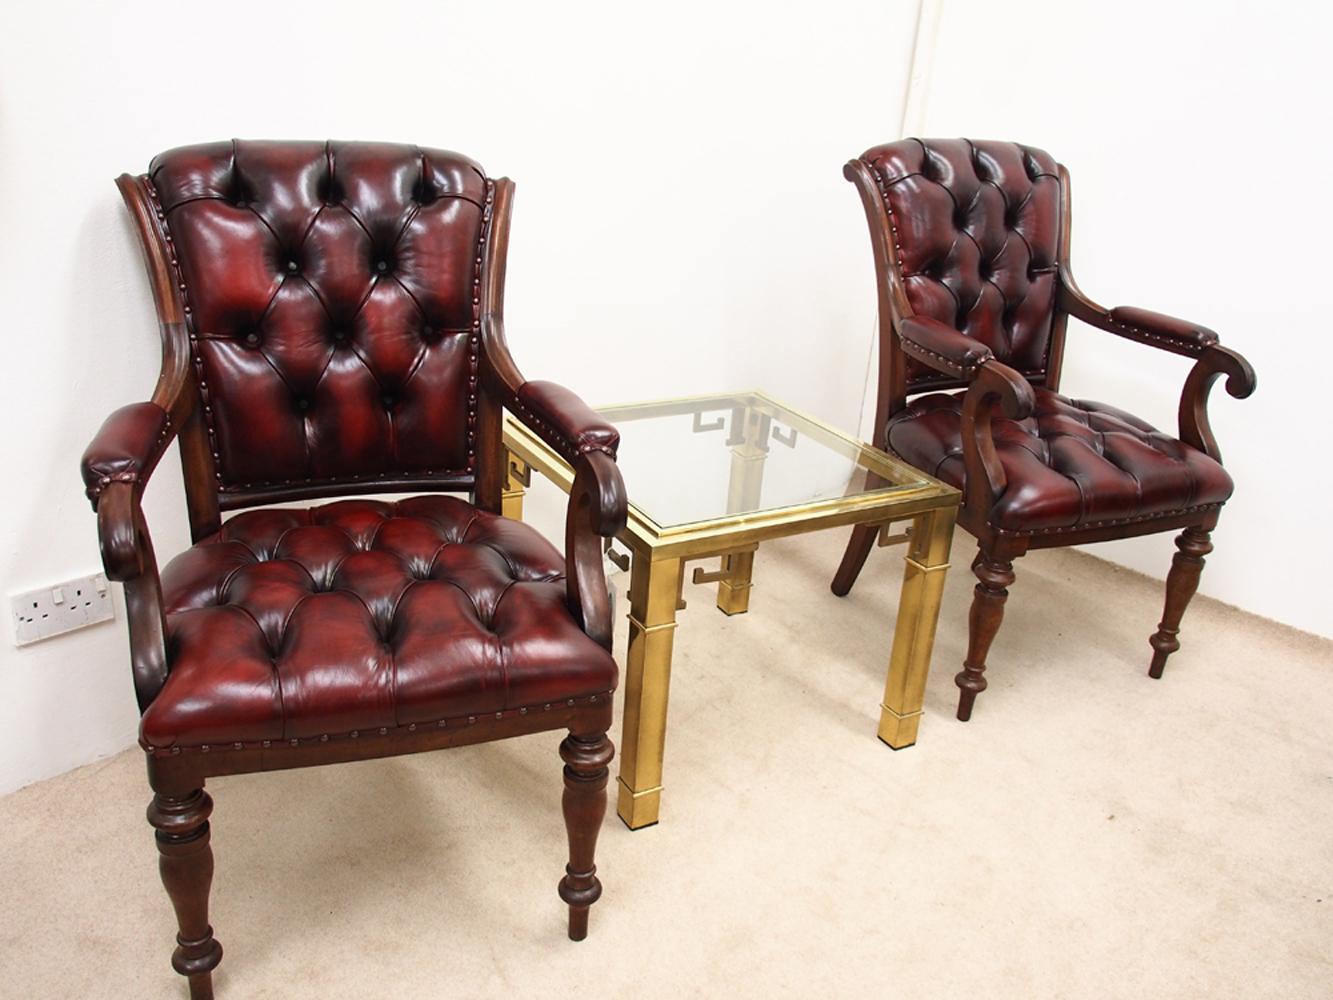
[859,138,1063,394]
[144,140,492,507]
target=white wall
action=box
[0,0,919,794]
[5,0,1324,796]
[908,0,1332,638]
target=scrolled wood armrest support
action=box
[565,451,628,650]
[95,483,170,710]
[1179,344,1256,462]
[1056,270,1255,462]
[82,400,176,585]
[960,360,1036,513]
[96,481,148,581]
[480,315,626,648]
[892,315,1033,513]
[83,402,176,710]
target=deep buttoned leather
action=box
[860,138,1061,392]
[886,388,1233,534]
[141,496,616,749]
[150,140,488,499]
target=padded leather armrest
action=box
[478,316,626,648]
[1106,307,1220,356]
[1058,271,1219,359]
[480,315,620,464]
[898,316,994,378]
[515,381,620,461]
[81,402,172,509]
[81,402,183,707]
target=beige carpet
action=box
[1,531,1329,999]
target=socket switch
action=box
[11,573,114,647]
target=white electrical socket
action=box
[11,573,115,647]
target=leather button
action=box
[243,332,261,347]
[331,330,349,346]
[381,393,397,408]
[286,260,299,273]
[296,398,310,412]
[375,260,389,273]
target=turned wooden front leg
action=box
[147,789,222,1000]
[559,731,613,941]
[878,506,956,747]
[1148,525,1213,678]
[956,550,1016,722]
[616,554,682,829]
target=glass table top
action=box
[590,391,933,530]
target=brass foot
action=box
[615,778,662,830]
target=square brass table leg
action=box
[501,451,528,521]
[691,546,760,616]
[878,505,956,748]
[616,553,683,829]
[715,549,755,615]
[711,399,766,618]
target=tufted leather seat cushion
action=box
[887,388,1233,534]
[141,496,616,749]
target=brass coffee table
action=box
[503,390,959,829]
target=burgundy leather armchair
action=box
[82,140,627,998]
[832,138,1255,720]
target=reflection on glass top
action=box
[597,391,930,529]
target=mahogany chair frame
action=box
[832,156,1256,720]
[93,172,626,999]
